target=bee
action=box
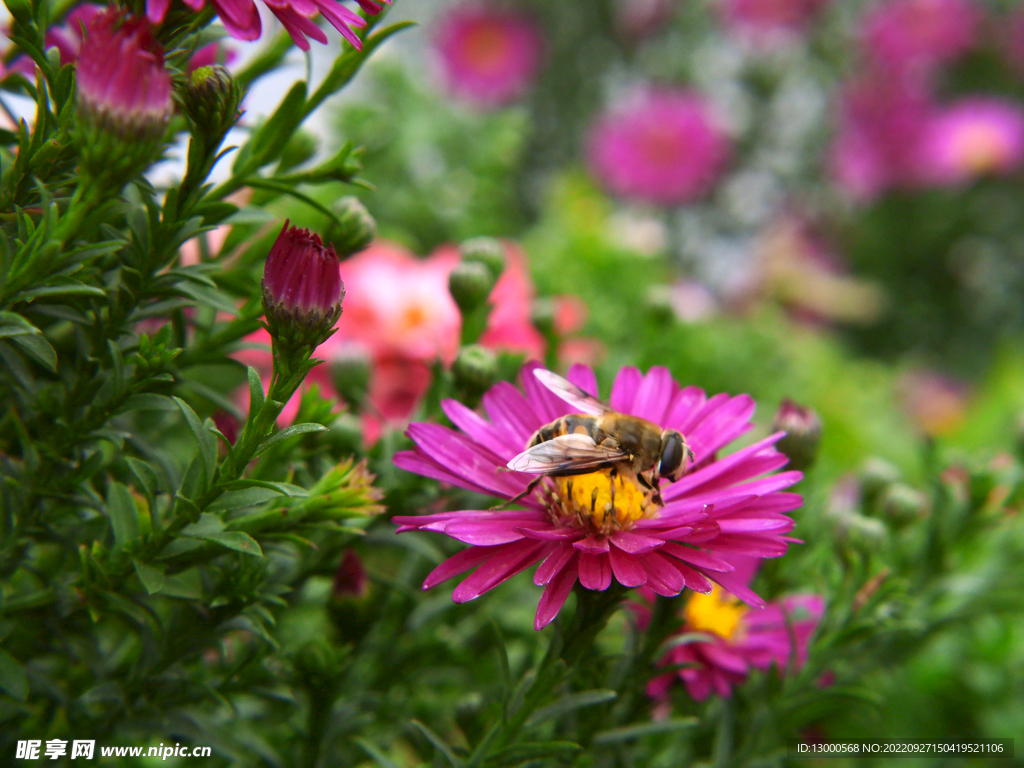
[503,370,694,507]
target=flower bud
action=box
[459,237,506,280]
[860,457,901,501]
[332,548,369,600]
[449,260,495,315]
[878,483,927,526]
[452,344,498,395]
[832,511,887,550]
[262,222,345,353]
[327,196,376,257]
[772,398,823,472]
[179,64,244,147]
[74,9,172,187]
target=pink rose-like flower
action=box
[646,555,824,701]
[588,89,731,206]
[917,98,1024,185]
[336,243,462,365]
[145,0,387,51]
[76,9,172,130]
[860,0,981,77]
[393,363,803,631]
[829,75,934,200]
[720,0,830,39]
[435,4,543,106]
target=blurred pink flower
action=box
[720,0,829,40]
[613,0,676,40]
[917,98,1024,185]
[434,3,543,107]
[588,89,731,206]
[898,369,970,438]
[646,555,824,701]
[860,0,981,77]
[829,75,934,199]
[336,242,462,365]
[46,4,103,65]
[478,243,546,361]
[1005,9,1024,76]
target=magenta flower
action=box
[917,98,1024,186]
[46,3,103,66]
[434,4,543,107]
[262,221,345,328]
[393,363,803,631]
[860,0,981,77]
[76,9,172,132]
[719,0,830,40]
[646,555,824,701]
[145,0,387,51]
[588,89,731,206]
[828,75,934,200]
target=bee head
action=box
[658,429,691,483]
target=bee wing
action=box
[533,369,611,415]
[507,433,628,474]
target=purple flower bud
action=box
[332,549,369,600]
[74,9,172,184]
[772,398,823,472]
[262,221,345,329]
[77,9,171,133]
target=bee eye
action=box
[659,431,687,482]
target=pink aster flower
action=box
[145,0,387,51]
[393,363,803,631]
[646,555,824,701]
[434,3,543,107]
[860,0,981,78]
[46,3,103,65]
[719,0,830,41]
[588,89,731,206]
[917,98,1024,186]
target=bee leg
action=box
[491,476,544,510]
[637,472,663,507]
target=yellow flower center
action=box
[554,469,651,532]
[683,586,748,641]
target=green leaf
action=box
[240,80,307,171]
[10,331,56,371]
[252,422,327,458]
[185,528,264,557]
[352,738,401,768]
[491,742,582,765]
[524,689,618,727]
[591,718,698,745]
[223,478,309,497]
[174,279,239,316]
[158,568,203,600]
[15,282,106,300]
[409,720,463,768]
[132,560,166,595]
[106,482,141,549]
[125,457,161,498]
[247,365,265,413]
[174,396,217,488]
[0,648,29,701]
[119,393,177,412]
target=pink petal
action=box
[609,530,665,554]
[483,381,543,447]
[657,543,734,573]
[442,398,518,459]
[535,558,579,629]
[517,526,581,541]
[709,567,766,608]
[630,366,676,423]
[567,363,599,396]
[452,539,547,602]
[578,552,613,590]
[573,534,610,553]
[702,643,749,675]
[609,547,648,587]
[522,361,575,423]
[423,546,495,589]
[534,542,577,585]
[609,366,642,412]
[638,551,686,596]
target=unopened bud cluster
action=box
[772,398,823,472]
[450,237,506,319]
